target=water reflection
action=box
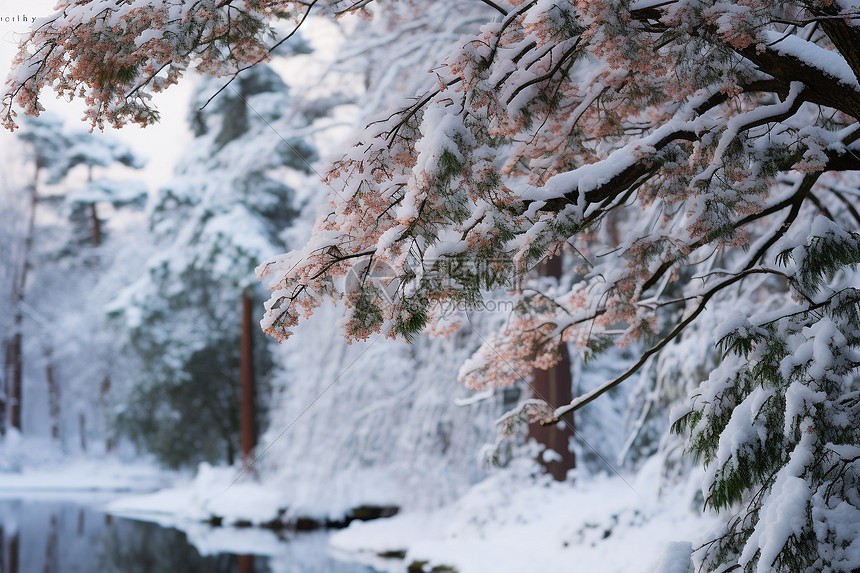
[0,498,377,573]
[0,498,262,573]
[99,515,261,572]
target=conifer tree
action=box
[5,1,860,568]
[111,63,314,467]
[52,131,146,248]
[4,114,146,442]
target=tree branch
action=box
[553,268,790,419]
[477,0,508,16]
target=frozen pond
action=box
[0,497,381,573]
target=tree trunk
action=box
[0,342,6,434]
[240,292,257,466]
[46,515,59,573]
[4,333,22,432]
[45,347,60,440]
[4,170,38,433]
[528,253,576,481]
[89,203,101,248]
[87,165,101,248]
[238,555,254,573]
[7,531,18,573]
[101,376,112,454]
[78,413,87,452]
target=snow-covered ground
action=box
[0,430,170,496]
[0,462,166,496]
[97,454,719,573]
[330,457,719,573]
[0,428,720,572]
[107,463,288,526]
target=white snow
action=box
[66,453,720,573]
[0,461,167,496]
[764,31,860,90]
[0,431,169,496]
[330,457,718,573]
[107,462,288,526]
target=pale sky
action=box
[0,2,353,194]
[0,0,193,190]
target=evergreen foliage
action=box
[6,1,860,568]
[674,228,860,571]
[110,63,315,467]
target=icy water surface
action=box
[0,498,379,573]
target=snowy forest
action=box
[1,0,859,572]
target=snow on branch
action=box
[8,2,860,568]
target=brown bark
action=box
[46,515,58,573]
[238,555,254,573]
[4,168,38,433]
[78,413,87,452]
[5,334,22,432]
[86,165,101,248]
[101,376,113,454]
[0,342,5,434]
[528,253,576,481]
[240,292,257,465]
[45,348,60,440]
[89,203,101,247]
[7,531,18,573]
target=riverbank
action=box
[0,496,379,573]
[0,430,171,496]
[102,455,719,573]
[329,456,718,573]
